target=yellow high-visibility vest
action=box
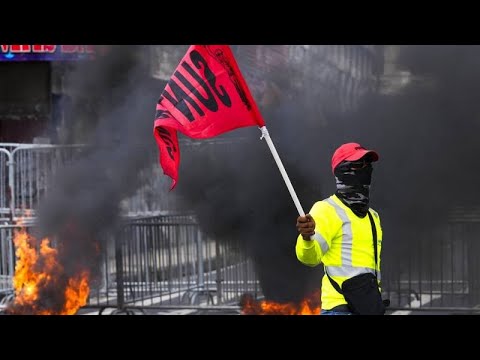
[295,194,383,311]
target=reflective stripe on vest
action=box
[325,197,379,279]
[325,265,381,281]
[312,231,329,254]
[325,198,353,267]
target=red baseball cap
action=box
[331,142,379,173]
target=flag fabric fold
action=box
[153,45,265,189]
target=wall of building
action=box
[0,45,102,144]
[235,45,383,118]
[0,62,51,142]
[150,45,384,127]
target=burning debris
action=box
[240,290,321,315]
[5,228,91,315]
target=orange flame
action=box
[9,228,90,315]
[241,290,321,315]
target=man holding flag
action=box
[295,143,387,315]
[153,45,345,313]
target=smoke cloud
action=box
[14,46,160,313]
[175,45,480,303]
[348,45,480,274]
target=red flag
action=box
[153,45,265,189]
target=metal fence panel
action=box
[382,221,480,311]
[0,226,15,295]
[120,139,250,216]
[119,164,185,216]
[88,215,262,310]
[0,149,10,220]
[10,145,86,219]
[1,216,262,313]
[0,215,262,312]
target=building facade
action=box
[0,45,98,143]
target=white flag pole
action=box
[259,126,306,217]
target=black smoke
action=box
[175,45,480,303]
[175,54,328,303]
[345,45,480,285]
[10,46,161,314]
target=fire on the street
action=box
[7,228,90,315]
[240,290,321,315]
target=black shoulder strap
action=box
[326,270,343,294]
[367,210,378,278]
[326,210,378,294]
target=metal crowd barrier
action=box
[88,215,261,313]
[0,225,15,296]
[119,164,185,216]
[0,149,10,221]
[0,144,89,221]
[0,215,262,314]
[10,145,86,219]
[0,141,237,220]
[382,221,480,312]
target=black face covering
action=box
[334,160,373,218]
